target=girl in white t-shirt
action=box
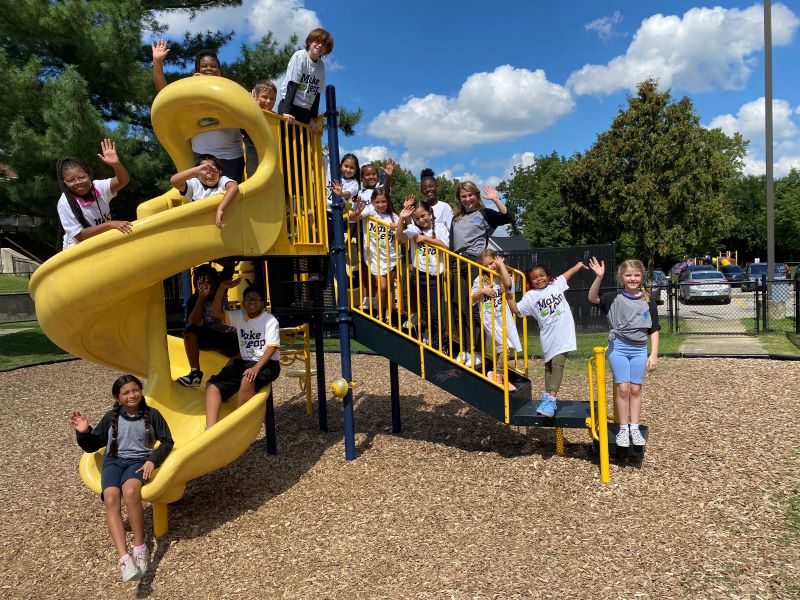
[397,198,450,349]
[346,185,399,323]
[170,155,240,229]
[472,250,522,389]
[56,139,131,250]
[356,159,395,206]
[508,261,587,417]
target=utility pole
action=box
[764,0,775,294]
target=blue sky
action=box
[156,0,800,187]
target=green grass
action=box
[740,318,800,356]
[0,274,31,294]
[0,322,72,371]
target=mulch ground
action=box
[0,355,798,599]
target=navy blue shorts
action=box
[185,325,239,358]
[101,455,145,492]
[207,359,281,400]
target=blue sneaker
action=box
[536,392,555,417]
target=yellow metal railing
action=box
[587,345,610,482]
[346,214,528,421]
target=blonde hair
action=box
[453,181,482,219]
[478,248,498,287]
[617,259,650,302]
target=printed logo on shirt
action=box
[536,293,564,319]
[299,73,320,96]
[239,329,266,351]
[368,220,394,247]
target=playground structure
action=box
[29,78,646,536]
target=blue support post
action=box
[325,85,356,461]
[390,361,401,433]
[314,314,328,432]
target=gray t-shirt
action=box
[450,208,510,257]
[115,409,152,461]
[599,291,660,345]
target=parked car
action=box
[678,264,716,282]
[719,264,746,288]
[742,263,788,292]
[678,271,731,304]
[649,269,668,305]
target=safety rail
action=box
[586,346,610,482]
[345,213,528,410]
[257,111,328,248]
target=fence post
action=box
[755,279,760,334]
[667,281,674,333]
[795,277,799,334]
[761,274,768,333]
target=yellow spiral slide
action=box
[29,77,286,535]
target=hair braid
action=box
[141,399,155,447]
[109,401,120,457]
[56,158,94,229]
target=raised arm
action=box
[483,186,507,215]
[151,40,170,93]
[210,278,240,322]
[562,260,588,282]
[97,139,129,195]
[495,255,513,290]
[587,257,605,304]
[215,180,240,229]
[395,197,415,242]
[170,164,206,192]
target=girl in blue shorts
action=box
[70,375,174,582]
[588,258,660,448]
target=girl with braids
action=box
[56,139,130,250]
[397,197,449,349]
[70,375,174,582]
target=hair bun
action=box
[420,168,435,179]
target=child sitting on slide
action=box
[204,280,282,428]
[176,263,239,387]
[170,154,239,229]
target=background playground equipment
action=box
[30,81,643,535]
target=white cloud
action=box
[344,145,391,164]
[154,0,320,46]
[510,151,536,170]
[568,3,800,95]
[708,97,800,176]
[367,65,574,156]
[585,10,623,41]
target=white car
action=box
[679,271,731,304]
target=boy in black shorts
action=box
[204,281,281,428]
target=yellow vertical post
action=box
[152,502,168,537]
[555,428,565,456]
[594,346,610,483]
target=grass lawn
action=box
[0,274,31,294]
[0,321,72,371]
[740,318,800,356]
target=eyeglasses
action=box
[64,174,90,185]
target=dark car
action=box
[742,263,789,292]
[720,264,746,288]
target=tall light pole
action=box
[764,0,775,289]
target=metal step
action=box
[510,399,592,428]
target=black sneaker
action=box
[177,370,203,387]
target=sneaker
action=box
[133,546,149,577]
[630,427,646,447]
[176,369,202,387]
[119,555,140,582]
[536,392,555,417]
[616,426,630,448]
[462,353,481,368]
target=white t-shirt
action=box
[327,177,359,210]
[57,178,115,250]
[191,129,244,160]
[225,309,281,362]
[360,204,398,276]
[515,275,576,363]
[280,49,325,111]
[471,276,522,353]
[430,201,453,231]
[183,176,235,202]
[404,221,450,275]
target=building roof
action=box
[488,235,533,252]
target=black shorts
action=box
[207,359,281,400]
[185,325,240,358]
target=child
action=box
[588,257,659,447]
[277,28,333,128]
[176,264,239,387]
[397,197,449,348]
[204,281,281,428]
[170,154,240,229]
[419,168,453,230]
[508,261,587,416]
[70,375,174,582]
[345,184,399,322]
[357,159,396,206]
[244,80,278,179]
[472,250,522,388]
[152,42,244,181]
[337,153,361,203]
[56,139,131,250]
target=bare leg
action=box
[615,382,631,424]
[103,487,128,557]
[122,479,145,547]
[184,331,200,370]
[205,384,223,427]
[236,379,256,408]
[628,383,643,423]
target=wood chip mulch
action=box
[0,355,798,599]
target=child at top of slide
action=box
[152,42,245,181]
[508,261,587,417]
[70,375,173,582]
[277,28,333,128]
[56,139,131,250]
[170,154,240,229]
[244,80,278,179]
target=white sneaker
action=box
[119,555,140,582]
[616,427,630,448]
[630,428,646,446]
[133,546,150,577]
[463,353,481,368]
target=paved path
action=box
[678,335,766,355]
